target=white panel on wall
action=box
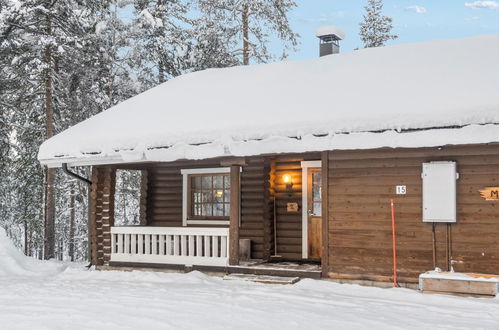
[422,161,458,223]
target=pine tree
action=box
[196,0,298,65]
[129,0,192,86]
[359,0,397,48]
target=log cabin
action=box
[38,34,499,288]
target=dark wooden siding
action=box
[240,157,272,259]
[327,144,499,283]
[146,163,183,227]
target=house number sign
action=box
[396,185,407,195]
[479,187,499,201]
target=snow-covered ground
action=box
[1,230,499,330]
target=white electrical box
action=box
[422,161,458,223]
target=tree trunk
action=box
[242,5,249,65]
[43,15,56,260]
[69,183,76,261]
[158,61,165,84]
[24,218,28,256]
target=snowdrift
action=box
[0,228,62,277]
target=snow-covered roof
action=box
[39,35,499,168]
[315,25,345,40]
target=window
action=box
[181,168,232,225]
[190,173,230,218]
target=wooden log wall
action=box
[327,144,499,283]
[240,157,273,260]
[273,153,320,260]
[145,163,183,227]
[89,166,116,266]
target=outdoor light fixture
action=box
[283,174,293,191]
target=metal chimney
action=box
[315,26,345,56]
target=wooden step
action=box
[419,271,499,298]
[223,273,301,285]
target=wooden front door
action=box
[307,168,322,260]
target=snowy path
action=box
[1,265,499,330]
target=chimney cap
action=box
[315,26,345,41]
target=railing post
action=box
[229,165,241,265]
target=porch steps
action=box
[223,273,301,285]
[419,271,499,298]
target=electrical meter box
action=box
[422,161,458,223]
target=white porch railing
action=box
[110,226,229,267]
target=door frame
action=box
[301,160,322,259]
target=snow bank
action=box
[2,267,499,329]
[38,35,499,167]
[0,228,63,277]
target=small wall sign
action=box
[396,185,407,195]
[479,187,499,201]
[287,202,299,212]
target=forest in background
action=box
[0,0,298,261]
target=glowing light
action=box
[283,174,291,184]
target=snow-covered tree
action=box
[359,0,397,48]
[196,0,298,65]
[129,0,192,86]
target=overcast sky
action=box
[285,0,499,60]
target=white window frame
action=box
[181,167,231,226]
[301,160,322,259]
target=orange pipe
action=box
[391,199,398,287]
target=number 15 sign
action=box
[396,185,407,195]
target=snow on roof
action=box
[315,25,345,40]
[39,35,499,167]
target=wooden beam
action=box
[139,169,148,226]
[89,167,99,266]
[229,165,241,265]
[220,157,246,167]
[321,151,330,278]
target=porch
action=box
[91,153,327,277]
[108,226,322,279]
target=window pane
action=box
[313,187,321,201]
[214,204,224,216]
[213,175,223,188]
[193,192,201,203]
[224,189,230,203]
[224,205,230,217]
[192,176,202,188]
[202,191,213,203]
[193,203,202,216]
[313,172,322,186]
[202,203,212,216]
[214,190,224,203]
[224,175,230,189]
[313,202,322,216]
[202,176,212,189]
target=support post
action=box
[321,151,330,277]
[229,165,241,265]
